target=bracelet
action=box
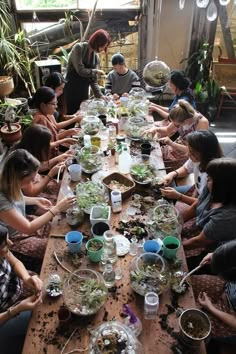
[49,209,56,218]
[177,193,182,201]
[174,170,179,178]
[7,307,14,318]
[47,174,53,180]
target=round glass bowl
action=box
[143,59,170,89]
[63,269,107,316]
[129,253,170,296]
[89,321,144,354]
[124,116,148,141]
[130,154,156,184]
[88,98,107,116]
[148,203,183,238]
[80,115,101,136]
[79,145,102,174]
[76,181,109,214]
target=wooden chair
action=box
[212,58,236,120]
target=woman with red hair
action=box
[65,29,111,114]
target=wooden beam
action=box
[217,2,235,59]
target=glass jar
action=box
[129,87,146,100]
[63,269,107,316]
[124,116,148,141]
[79,145,102,174]
[88,98,107,116]
[89,321,144,354]
[80,115,101,136]
[76,181,109,214]
[130,154,156,185]
[148,203,183,239]
[129,253,169,296]
[66,206,84,227]
[102,261,116,288]
[128,99,149,117]
[101,231,117,265]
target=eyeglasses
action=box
[47,102,58,106]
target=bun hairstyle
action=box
[88,29,111,52]
[211,240,236,281]
[169,99,195,123]
[44,72,67,90]
[170,70,191,91]
[28,87,56,109]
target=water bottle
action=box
[119,143,132,174]
[102,261,116,288]
[100,231,118,265]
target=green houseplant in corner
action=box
[0,104,22,145]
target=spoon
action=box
[179,265,202,288]
[207,0,218,21]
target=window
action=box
[16,0,140,10]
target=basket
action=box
[102,172,135,199]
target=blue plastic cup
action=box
[143,240,161,254]
[65,231,83,253]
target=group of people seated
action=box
[0,28,235,353]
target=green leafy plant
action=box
[130,163,155,183]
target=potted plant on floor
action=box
[0,104,22,145]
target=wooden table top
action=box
[22,141,206,354]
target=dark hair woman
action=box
[161,130,223,205]
[191,240,236,343]
[0,224,43,352]
[149,70,196,123]
[182,158,236,252]
[64,29,111,114]
[14,125,72,200]
[30,87,79,155]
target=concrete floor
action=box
[210,110,236,158]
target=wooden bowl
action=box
[102,172,135,199]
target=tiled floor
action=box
[210,110,236,158]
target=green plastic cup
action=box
[163,236,180,260]
[86,239,104,263]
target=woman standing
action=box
[65,29,111,114]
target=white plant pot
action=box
[90,205,111,226]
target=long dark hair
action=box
[14,124,52,162]
[187,130,223,171]
[206,158,236,205]
[211,240,236,281]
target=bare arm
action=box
[56,114,82,129]
[0,197,75,234]
[163,166,189,185]
[197,117,209,130]
[182,230,214,250]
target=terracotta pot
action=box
[1,123,22,145]
[0,76,14,97]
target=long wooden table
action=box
[22,143,206,354]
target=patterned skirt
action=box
[191,275,236,338]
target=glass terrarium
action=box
[124,116,148,140]
[148,203,183,239]
[127,99,149,118]
[129,87,146,100]
[80,115,101,136]
[143,59,170,89]
[76,181,109,214]
[130,154,156,184]
[63,269,108,316]
[89,321,144,354]
[129,253,170,296]
[78,145,102,174]
[88,98,107,116]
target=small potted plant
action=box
[107,139,116,156]
[86,238,104,263]
[90,205,111,226]
[0,104,22,144]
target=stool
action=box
[216,89,236,120]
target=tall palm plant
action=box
[0,1,36,95]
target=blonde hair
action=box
[169,99,195,123]
[0,149,40,200]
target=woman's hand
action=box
[35,197,52,210]
[59,151,74,162]
[160,187,180,200]
[24,275,43,294]
[163,171,177,185]
[142,126,159,138]
[200,252,213,266]
[56,196,76,213]
[18,294,42,312]
[198,291,215,311]
[62,138,78,145]
[158,137,173,146]
[67,128,80,136]
[49,162,65,178]
[96,69,105,76]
